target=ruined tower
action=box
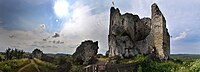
[151,3,170,60]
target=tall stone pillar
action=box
[151,3,170,60]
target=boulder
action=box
[72,40,99,65]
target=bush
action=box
[189,59,200,72]
[116,54,191,72]
[135,56,191,72]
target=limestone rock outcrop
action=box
[72,40,99,65]
[107,3,170,60]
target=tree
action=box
[13,49,18,59]
[5,48,11,60]
[5,48,25,60]
[19,50,24,58]
[9,49,14,60]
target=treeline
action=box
[5,48,25,60]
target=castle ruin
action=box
[107,3,170,60]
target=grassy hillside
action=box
[2,53,200,72]
[0,58,58,72]
[112,54,200,72]
[20,64,39,72]
[0,58,30,72]
[33,58,57,72]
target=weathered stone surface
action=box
[107,3,170,60]
[72,40,99,65]
[151,3,170,60]
[108,7,153,58]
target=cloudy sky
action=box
[0,0,200,54]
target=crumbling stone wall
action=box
[108,3,170,60]
[151,3,170,60]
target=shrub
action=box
[132,54,189,72]
[189,59,200,72]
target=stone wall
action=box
[107,3,170,60]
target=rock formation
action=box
[72,40,99,65]
[107,3,170,60]
[31,49,43,59]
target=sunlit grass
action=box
[20,64,38,72]
[33,58,57,69]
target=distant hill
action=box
[170,54,200,61]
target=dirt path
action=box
[17,59,40,72]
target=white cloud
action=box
[0,28,40,51]
[1,0,200,54]
[0,0,110,54]
[173,29,190,41]
[60,1,109,54]
[173,32,187,41]
[0,24,74,53]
